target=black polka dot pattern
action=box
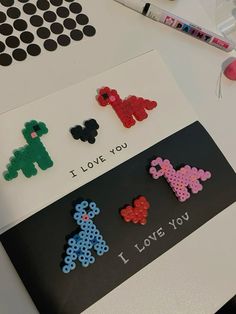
[0,11,6,23]
[70,29,83,41]
[44,38,57,51]
[0,53,12,66]
[37,0,50,11]
[63,18,76,30]
[13,19,27,31]
[0,1,96,66]
[69,3,82,14]
[43,11,56,22]
[76,14,89,25]
[83,25,96,37]
[0,0,14,7]
[37,26,50,39]
[56,6,69,18]
[50,22,63,34]
[23,3,37,15]
[20,31,34,43]
[27,44,41,56]
[0,24,13,36]
[50,0,62,6]
[30,15,43,27]
[57,34,70,46]
[7,7,21,19]
[6,36,20,48]
[13,48,27,61]
[0,41,5,52]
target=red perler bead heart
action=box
[120,196,150,225]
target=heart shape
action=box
[120,196,150,225]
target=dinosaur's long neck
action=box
[26,137,42,146]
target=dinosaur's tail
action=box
[3,155,19,181]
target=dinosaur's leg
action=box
[133,107,147,121]
[113,101,135,128]
[36,148,53,170]
[133,97,157,121]
[130,97,148,121]
[78,249,95,267]
[77,233,94,267]
[93,230,109,256]
[63,235,81,273]
[21,162,37,178]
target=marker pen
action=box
[114,0,235,52]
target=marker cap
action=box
[115,0,145,13]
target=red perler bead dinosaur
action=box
[120,196,150,225]
[96,87,157,128]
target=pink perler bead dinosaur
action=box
[149,157,212,202]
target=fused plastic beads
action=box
[149,157,212,202]
[96,87,158,128]
[62,200,109,274]
[70,119,99,144]
[120,196,150,225]
[3,120,53,181]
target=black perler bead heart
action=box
[70,119,99,144]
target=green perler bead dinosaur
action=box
[3,120,53,181]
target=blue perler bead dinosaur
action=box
[62,200,109,273]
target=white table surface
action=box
[0,0,235,313]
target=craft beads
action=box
[96,87,157,128]
[3,120,53,180]
[149,157,211,202]
[120,196,150,225]
[62,200,109,273]
[70,119,99,144]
